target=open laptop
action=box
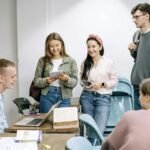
[14,101,61,127]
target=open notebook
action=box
[14,101,61,127]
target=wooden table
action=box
[5,120,79,133]
[5,114,79,133]
[0,133,77,150]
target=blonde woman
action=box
[34,32,78,113]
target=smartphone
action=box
[83,80,91,86]
[49,70,63,78]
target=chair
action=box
[65,136,93,150]
[105,76,134,135]
[13,97,32,115]
[79,114,104,149]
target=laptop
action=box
[14,101,61,127]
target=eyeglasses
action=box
[132,14,145,20]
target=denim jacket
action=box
[34,56,78,99]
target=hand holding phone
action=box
[49,70,63,78]
[82,80,92,87]
[57,72,69,82]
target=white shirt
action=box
[0,94,8,133]
[51,58,62,87]
[80,57,118,94]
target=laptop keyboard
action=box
[27,118,43,125]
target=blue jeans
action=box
[80,90,111,134]
[40,86,71,113]
[133,86,141,110]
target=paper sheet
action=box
[0,137,38,150]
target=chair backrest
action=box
[13,97,31,114]
[112,76,134,101]
[65,136,93,150]
[79,114,104,145]
[105,76,134,135]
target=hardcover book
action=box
[52,107,78,129]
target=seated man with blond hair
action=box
[0,58,17,133]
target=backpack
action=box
[131,30,140,60]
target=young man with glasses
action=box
[128,3,150,110]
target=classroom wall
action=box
[17,0,148,98]
[0,0,19,125]
[0,0,149,125]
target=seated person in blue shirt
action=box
[0,58,17,133]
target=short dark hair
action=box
[140,78,150,96]
[131,3,150,15]
[0,58,15,74]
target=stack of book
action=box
[52,107,78,129]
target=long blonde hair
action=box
[44,32,69,61]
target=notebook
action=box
[14,101,61,127]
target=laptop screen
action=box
[14,101,61,126]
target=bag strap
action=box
[41,59,46,77]
[131,30,141,61]
[133,30,140,44]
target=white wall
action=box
[17,0,149,98]
[0,0,19,125]
[17,0,48,99]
